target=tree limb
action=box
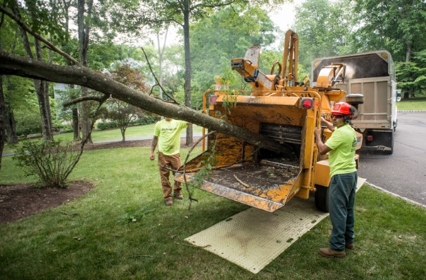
[0,5,80,65]
[0,51,288,154]
[62,95,106,107]
[140,47,178,104]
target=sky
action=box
[269,1,298,32]
[156,1,301,48]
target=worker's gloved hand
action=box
[314,128,322,139]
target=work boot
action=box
[165,197,173,206]
[345,243,354,250]
[174,191,183,200]
[318,248,346,258]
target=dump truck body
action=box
[312,51,397,154]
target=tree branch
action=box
[62,95,107,107]
[0,51,289,154]
[0,5,80,65]
[140,47,178,104]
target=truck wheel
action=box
[315,185,329,212]
[384,131,394,155]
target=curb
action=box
[398,110,426,113]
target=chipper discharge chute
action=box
[177,30,362,213]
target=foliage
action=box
[15,111,42,136]
[12,140,81,188]
[396,50,426,97]
[189,5,277,106]
[294,0,354,71]
[352,0,426,62]
[102,64,152,141]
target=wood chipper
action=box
[177,30,362,213]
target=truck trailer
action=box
[312,51,397,154]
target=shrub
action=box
[16,114,42,136]
[96,121,118,131]
[12,140,82,188]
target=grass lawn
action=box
[2,124,203,154]
[1,147,425,279]
[397,97,426,111]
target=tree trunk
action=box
[404,43,415,99]
[72,107,80,141]
[183,1,193,146]
[0,52,287,154]
[35,39,54,141]
[156,28,167,99]
[120,127,126,142]
[4,105,18,144]
[78,0,93,144]
[0,76,5,166]
[80,87,92,143]
[13,3,54,141]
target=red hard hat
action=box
[332,102,353,116]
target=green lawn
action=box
[3,124,204,154]
[397,97,426,111]
[1,147,425,279]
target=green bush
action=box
[132,115,160,125]
[16,114,42,136]
[12,140,81,188]
[96,121,118,130]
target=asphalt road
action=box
[358,112,426,207]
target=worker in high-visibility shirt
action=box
[315,102,358,258]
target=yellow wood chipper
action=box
[177,30,362,213]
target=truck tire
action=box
[384,131,394,155]
[315,185,329,212]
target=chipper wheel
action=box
[315,185,329,212]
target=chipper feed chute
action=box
[177,92,320,212]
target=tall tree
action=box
[0,76,5,166]
[77,0,93,143]
[353,0,426,62]
[353,0,426,98]
[190,5,276,108]
[294,0,354,70]
[9,0,54,141]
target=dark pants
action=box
[158,152,182,199]
[329,172,358,251]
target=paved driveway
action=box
[358,112,426,207]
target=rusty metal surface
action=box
[179,161,300,212]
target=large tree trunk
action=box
[183,1,193,146]
[0,51,286,154]
[72,107,80,141]
[35,39,54,141]
[0,76,5,167]
[13,3,54,141]
[405,43,414,99]
[4,105,18,144]
[78,0,93,144]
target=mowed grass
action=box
[2,124,203,154]
[1,146,425,279]
[397,97,426,111]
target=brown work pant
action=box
[157,152,182,198]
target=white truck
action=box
[312,50,397,154]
